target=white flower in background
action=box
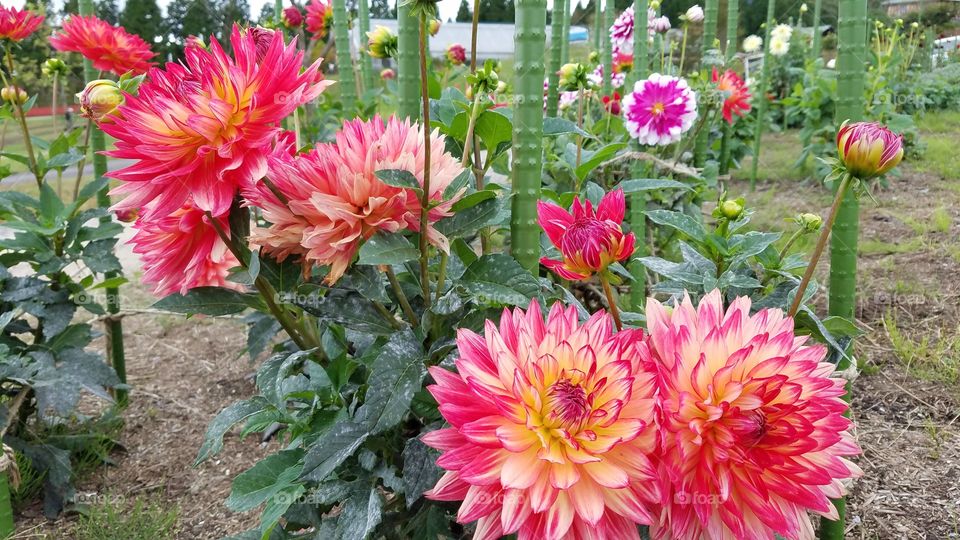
[771,23,793,42]
[800,3,808,13]
[742,34,763,53]
[684,5,704,23]
[770,37,790,57]
[826,58,836,69]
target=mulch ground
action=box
[11,164,960,539]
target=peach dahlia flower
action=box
[102,26,331,221]
[245,115,465,284]
[644,290,862,540]
[423,301,661,539]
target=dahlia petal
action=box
[549,460,581,489]
[501,447,545,490]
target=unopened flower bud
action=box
[380,67,395,80]
[367,26,398,59]
[836,121,904,179]
[76,79,123,122]
[719,199,744,220]
[428,18,441,36]
[797,213,822,231]
[1,86,27,104]
[41,58,67,78]
[684,5,704,23]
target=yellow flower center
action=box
[650,101,665,116]
[546,378,590,427]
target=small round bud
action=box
[76,79,123,122]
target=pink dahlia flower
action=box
[622,73,697,146]
[102,26,331,221]
[245,115,465,284]
[836,121,904,180]
[644,290,862,540]
[589,64,626,90]
[282,6,304,29]
[538,189,635,281]
[130,202,240,296]
[424,301,661,539]
[610,7,634,55]
[446,43,466,65]
[50,15,154,76]
[0,5,43,42]
[306,0,332,39]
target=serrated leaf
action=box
[195,397,272,464]
[375,169,421,192]
[402,437,442,508]
[459,254,540,306]
[356,329,426,434]
[300,421,370,482]
[435,197,502,238]
[358,232,419,266]
[153,287,255,316]
[226,449,304,512]
[644,209,706,241]
[619,178,691,193]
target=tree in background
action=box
[220,0,250,33]
[478,0,514,22]
[96,0,120,23]
[370,0,395,19]
[456,0,471,22]
[120,0,163,47]
[165,0,222,58]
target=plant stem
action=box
[470,0,480,70]
[461,93,483,168]
[575,86,585,170]
[778,227,805,261]
[385,265,419,327]
[787,174,852,318]
[417,12,433,307]
[72,119,93,200]
[434,252,449,304]
[678,25,689,76]
[599,273,623,331]
[3,46,40,187]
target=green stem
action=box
[470,0,480,70]
[417,12,432,307]
[787,174,852,318]
[810,0,824,61]
[749,0,777,189]
[510,0,547,272]
[3,46,40,187]
[575,86,585,171]
[599,273,623,331]
[461,93,483,168]
[385,265,419,327]
[678,25,689,76]
[434,252,448,304]
[778,227,805,261]
[602,0,614,96]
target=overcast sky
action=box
[0,0,467,21]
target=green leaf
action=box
[81,239,122,274]
[356,329,426,434]
[436,197,502,238]
[443,169,471,200]
[619,178,691,193]
[460,254,540,306]
[300,421,370,482]
[451,190,495,212]
[334,481,383,540]
[575,142,627,181]
[294,288,397,335]
[195,397,272,464]
[644,209,706,241]
[543,117,592,138]
[153,287,255,316]
[402,437,442,508]
[358,232,419,266]
[226,449,304,512]
[39,183,64,225]
[474,110,513,155]
[375,169,421,192]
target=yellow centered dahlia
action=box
[643,290,862,540]
[836,121,903,180]
[424,301,661,539]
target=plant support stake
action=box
[718,0,740,175]
[331,0,357,109]
[397,2,420,120]
[628,0,649,310]
[546,0,566,116]
[693,0,719,167]
[510,0,547,272]
[358,0,375,91]
[748,0,777,189]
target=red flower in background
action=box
[50,15,154,76]
[306,0,332,40]
[282,6,303,29]
[0,5,43,42]
[711,68,751,124]
[446,43,466,65]
[603,92,622,116]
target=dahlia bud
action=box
[796,213,823,231]
[911,21,919,28]
[602,92,622,116]
[76,79,123,122]
[836,121,904,180]
[537,189,635,281]
[445,43,466,65]
[282,6,304,29]
[800,3,808,13]
[718,198,744,220]
[558,62,588,91]
[1,86,27,104]
[367,26,398,59]
[651,16,672,34]
[588,51,600,64]
[115,208,139,223]
[649,0,661,9]
[495,80,507,94]
[41,58,67,78]
[684,5,704,23]
[428,18,441,36]
[380,67,396,80]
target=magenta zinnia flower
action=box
[50,15,154,76]
[836,121,904,179]
[424,301,661,539]
[244,115,465,284]
[130,202,240,296]
[538,189,635,281]
[102,26,331,221]
[622,73,697,146]
[0,5,43,42]
[643,290,862,539]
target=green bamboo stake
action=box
[331,0,357,109]
[810,0,824,61]
[510,0,547,271]
[628,0,649,310]
[79,0,126,406]
[822,0,866,536]
[718,0,740,175]
[602,0,614,96]
[0,474,11,538]
[594,0,602,50]
[397,2,420,120]
[274,0,282,23]
[748,0,776,189]
[546,0,566,116]
[561,0,571,62]
[358,0,375,92]
[693,0,719,167]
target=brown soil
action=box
[11,164,960,539]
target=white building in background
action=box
[351,20,588,61]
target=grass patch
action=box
[859,237,924,255]
[883,311,960,385]
[913,110,960,182]
[931,207,952,233]
[734,130,810,183]
[74,495,179,540]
